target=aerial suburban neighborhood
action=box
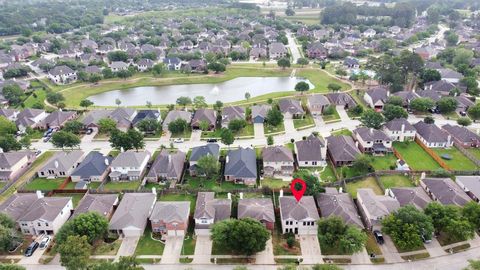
[0,0,480,270]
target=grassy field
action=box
[433,148,478,171]
[296,69,351,92]
[320,165,337,183]
[183,176,248,193]
[293,115,315,129]
[371,154,397,171]
[22,89,47,108]
[378,175,414,189]
[262,177,290,189]
[103,181,141,191]
[468,148,480,160]
[134,227,164,255]
[393,142,441,171]
[23,178,65,191]
[346,177,383,199]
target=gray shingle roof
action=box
[279,99,304,115]
[295,135,325,162]
[224,148,257,179]
[279,196,319,221]
[109,193,156,230]
[162,110,192,127]
[308,94,330,108]
[73,193,118,218]
[413,121,450,143]
[442,124,480,144]
[357,188,400,219]
[384,118,416,132]
[262,146,294,163]
[111,151,150,168]
[389,187,431,209]
[354,127,390,141]
[146,150,186,180]
[421,178,471,206]
[327,135,361,163]
[251,105,271,119]
[221,106,245,125]
[192,109,216,126]
[20,197,71,222]
[71,151,113,179]
[325,93,356,108]
[456,176,480,202]
[189,144,220,162]
[40,111,76,127]
[316,191,364,228]
[366,86,388,104]
[150,201,190,223]
[0,151,32,169]
[40,150,84,173]
[194,192,231,223]
[49,65,75,76]
[238,198,275,223]
[0,193,39,221]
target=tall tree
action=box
[0,135,22,152]
[295,81,310,93]
[137,118,160,134]
[277,58,291,69]
[176,96,192,108]
[220,128,234,147]
[317,216,367,254]
[51,131,81,149]
[168,119,188,134]
[2,84,24,106]
[360,109,384,129]
[382,104,408,121]
[266,107,284,127]
[79,99,94,110]
[196,155,219,178]
[58,235,91,270]
[193,96,208,109]
[56,212,109,246]
[0,116,17,136]
[98,118,117,134]
[63,120,83,134]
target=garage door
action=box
[167,229,185,236]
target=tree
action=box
[360,109,384,129]
[137,118,160,134]
[51,131,81,149]
[220,128,234,147]
[196,155,219,178]
[465,260,480,270]
[410,98,435,112]
[63,120,83,134]
[244,92,251,101]
[207,62,226,73]
[267,135,274,145]
[317,216,367,254]
[266,108,284,127]
[420,69,441,83]
[445,31,459,46]
[424,116,435,124]
[152,63,164,77]
[115,98,121,106]
[462,202,480,231]
[0,135,22,152]
[109,129,144,151]
[425,202,475,242]
[228,119,247,133]
[56,212,109,246]
[107,51,128,62]
[98,118,117,134]
[293,169,323,196]
[436,97,458,113]
[285,7,295,16]
[79,99,94,110]
[19,136,31,149]
[349,105,364,116]
[295,81,310,93]
[127,129,145,151]
[46,92,65,105]
[193,96,208,109]
[199,120,210,132]
[0,264,26,270]
[168,119,188,134]
[277,58,291,69]
[382,205,434,251]
[386,96,404,107]
[382,104,408,121]
[58,235,91,270]
[453,48,474,69]
[311,265,343,270]
[211,218,270,255]
[351,155,373,176]
[0,116,17,136]
[89,74,102,83]
[0,213,22,253]
[89,256,143,270]
[117,69,132,79]
[176,96,192,108]
[213,101,223,111]
[468,103,480,120]
[296,58,309,67]
[77,71,89,82]
[2,84,24,106]
[460,77,479,95]
[102,68,114,79]
[327,83,342,92]
[457,117,472,127]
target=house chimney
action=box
[54,160,59,168]
[36,190,44,199]
[152,187,157,195]
[339,187,343,193]
[240,192,243,199]
[0,148,3,153]
[227,192,231,200]
[387,91,390,97]
[447,135,452,147]
[279,189,284,197]
[105,158,109,166]
[168,154,171,163]
[420,172,426,180]
[226,156,229,163]
[355,141,359,148]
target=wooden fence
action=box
[414,137,452,171]
[454,143,480,167]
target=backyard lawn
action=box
[378,175,414,189]
[158,193,196,214]
[134,227,165,255]
[103,181,141,191]
[262,178,290,189]
[346,177,383,199]
[264,122,285,135]
[52,193,85,207]
[23,178,65,191]
[371,154,397,171]
[433,148,478,171]
[293,115,315,130]
[468,148,480,160]
[184,175,248,192]
[320,165,337,183]
[393,142,441,171]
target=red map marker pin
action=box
[290,178,306,202]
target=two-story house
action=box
[144,150,186,186]
[353,127,392,155]
[279,194,319,235]
[109,150,151,181]
[295,135,327,167]
[363,86,388,111]
[189,144,220,177]
[262,145,294,178]
[383,118,416,142]
[194,192,231,235]
[15,109,48,132]
[150,201,190,237]
[48,65,77,85]
[0,151,35,181]
[37,150,85,178]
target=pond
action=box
[88,76,314,106]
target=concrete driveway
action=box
[81,128,97,143]
[336,106,350,122]
[299,234,323,264]
[254,123,265,139]
[161,236,184,264]
[379,235,403,263]
[424,238,447,257]
[19,240,46,265]
[192,235,212,264]
[255,237,274,264]
[351,248,372,264]
[284,118,295,133]
[313,115,324,128]
[190,130,202,142]
[116,236,140,260]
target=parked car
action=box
[206,138,218,143]
[421,228,432,244]
[86,128,93,135]
[43,137,50,142]
[173,138,184,143]
[39,236,51,249]
[35,150,42,156]
[373,230,384,245]
[24,241,39,257]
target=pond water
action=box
[88,76,314,106]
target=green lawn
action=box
[170,128,192,139]
[202,125,254,138]
[320,165,337,183]
[293,115,315,130]
[88,182,102,190]
[378,175,414,189]
[52,193,85,207]
[264,122,285,135]
[296,69,351,92]
[134,227,164,255]
[346,177,383,199]
[92,239,122,255]
[371,154,397,171]
[393,142,441,171]
[22,89,47,109]
[158,193,196,215]
[433,148,478,171]
[272,232,301,255]
[262,177,290,189]
[23,178,65,191]
[331,129,352,136]
[321,108,341,122]
[103,181,141,191]
[468,148,480,160]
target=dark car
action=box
[24,241,39,257]
[206,139,217,143]
[373,230,384,245]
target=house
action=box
[437,68,463,83]
[353,127,392,155]
[0,192,41,222]
[250,47,267,59]
[189,144,220,177]
[37,111,77,130]
[362,28,376,38]
[221,106,245,128]
[455,95,474,115]
[278,99,305,119]
[191,109,216,130]
[224,148,257,186]
[184,59,207,73]
[109,151,151,181]
[110,61,129,72]
[81,110,113,129]
[315,188,364,228]
[383,118,416,142]
[84,65,102,75]
[326,93,356,109]
[251,105,272,123]
[109,108,137,131]
[0,151,35,181]
[279,195,319,235]
[392,91,419,107]
[415,46,438,60]
[132,109,162,127]
[162,110,192,131]
[420,177,471,206]
[386,187,432,210]
[238,197,275,230]
[413,121,453,148]
[194,192,231,235]
[15,109,47,131]
[109,192,156,237]
[150,201,190,236]
[343,57,360,69]
[0,108,19,121]
[163,57,182,71]
[48,65,77,84]
[144,150,186,185]
[424,80,457,95]
[135,58,154,72]
[356,188,400,230]
[70,151,113,182]
[37,151,84,178]
[364,86,388,111]
[442,124,480,148]
[327,135,361,167]
[269,42,287,59]
[456,176,480,202]
[307,95,330,116]
[72,193,118,219]
[262,146,294,178]
[295,135,326,167]
[306,42,327,59]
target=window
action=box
[37,223,41,226]
[45,223,49,227]
[303,222,306,226]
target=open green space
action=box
[22,89,47,109]
[103,181,141,191]
[393,142,441,171]
[296,69,351,92]
[264,122,285,135]
[293,114,315,129]
[433,148,478,171]
[23,178,65,191]
[346,177,383,199]
[371,154,397,171]
[134,226,165,255]
[183,175,248,192]
[378,175,414,189]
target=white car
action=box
[173,138,184,143]
[39,235,51,249]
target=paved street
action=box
[161,236,184,264]
[192,235,213,264]
[299,235,322,265]
[115,236,140,261]
[286,31,302,63]
[255,237,274,264]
